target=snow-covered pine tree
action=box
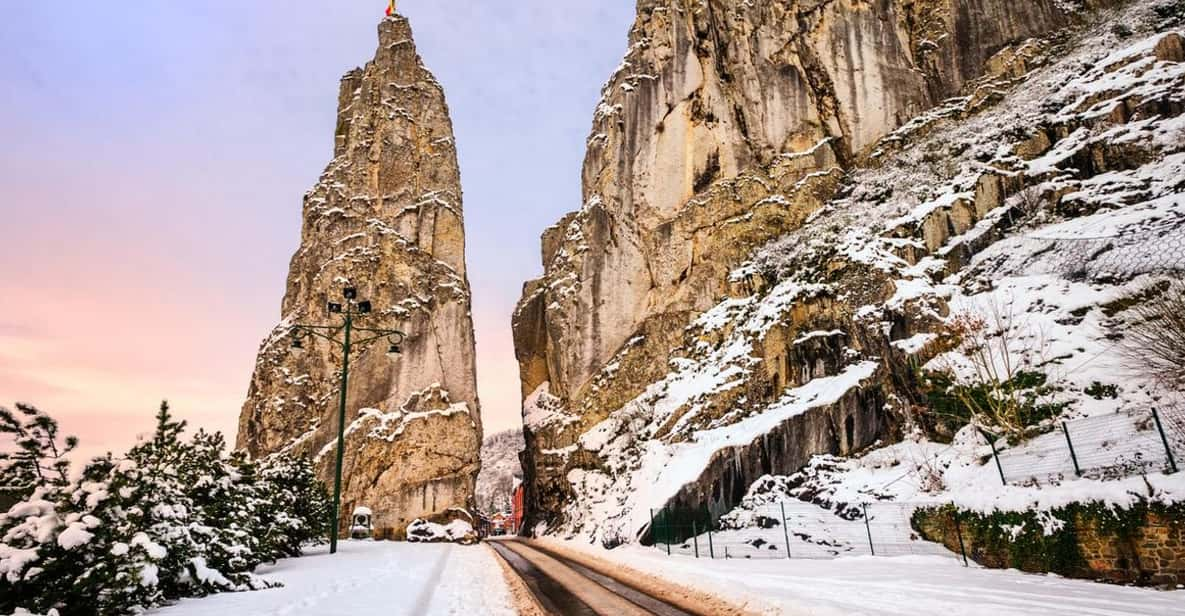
[252,453,330,560]
[0,403,78,498]
[39,402,217,614]
[0,401,332,615]
[175,428,270,593]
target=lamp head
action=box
[328,302,343,314]
[343,287,358,300]
[357,301,372,314]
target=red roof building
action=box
[511,477,525,535]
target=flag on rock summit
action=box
[386,1,396,16]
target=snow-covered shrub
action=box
[1121,282,1185,391]
[926,311,1066,441]
[0,402,330,616]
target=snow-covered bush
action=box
[0,402,330,616]
[1121,282,1185,391]
[926,310,1066,441]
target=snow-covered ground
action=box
[549,538,1183,616]
[148,542,514,616]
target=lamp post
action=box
[288,287,406,554]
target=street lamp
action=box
[288,287,406,554]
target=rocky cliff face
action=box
[511,0,1154,541]
[238,16,481,540]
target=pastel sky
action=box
[0,1,636,461]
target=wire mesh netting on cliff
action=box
[991,407,1181,486]
[648,502,959,562]
[647,407,1183,563]
[984,214,1185,281]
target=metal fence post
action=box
[1152,408,1179,474]
[649,508,657,549]
[664,505,671,555]
[705,504,715,559]
[980,428,1007,485]
[862,503,875,556]
[952,508,969,567]
[1062,422,1082,477]
[780,502,792,559]
[692,520,700,558]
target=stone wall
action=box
[1078,511,1185,585]
[914,503,1185,586]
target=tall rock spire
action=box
[238,15,481,540]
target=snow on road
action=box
[547,539,1183,616]
[149,541,515,616]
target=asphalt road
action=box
[488,538,696,616]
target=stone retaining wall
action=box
[914,503,1185,586]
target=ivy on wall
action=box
[912,500,1185,578]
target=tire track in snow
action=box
[491,538,696,616]
[407,544,453,615]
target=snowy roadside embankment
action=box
[544,538,1183,616]
[148,542,514,616]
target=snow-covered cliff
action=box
[514,0,1185,545]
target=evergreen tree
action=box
[0,403,78,498]
[0,401,331,616]
[254,453,331,559]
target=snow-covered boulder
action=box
[405,519,477,545]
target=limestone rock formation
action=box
[513,0,1134,540]
[238,15,481,540]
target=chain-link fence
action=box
[1163,403,1185,452]
[978,212,1185,281]
[647,408,1182,562]
[649,501,960,562]
[988,407,1180,486]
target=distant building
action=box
[511,477,525,535]
[488,512,511,535]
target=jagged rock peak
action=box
[238,15,481,540]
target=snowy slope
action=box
[148,542,514,616]
[476,429,524,514]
